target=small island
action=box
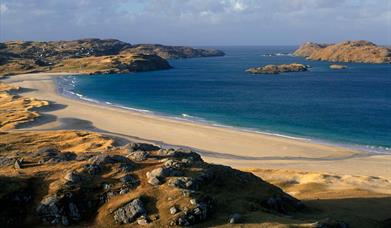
[330,64,347,70]
[294,40,391,64]
[246,63,308,74]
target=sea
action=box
[56,46,391,153]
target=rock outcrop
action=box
[0,39,225,76]
[294,40,391,64]
[0,130,306,227]
[246,63,308,74]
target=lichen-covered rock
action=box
[89,154,128,165]
[170,206,178,215]
[64,171,81,183]
[113,198,146,224]
[158,148,203,162]
[36,195,81,225]
[120,174,139,187]
[168,177,198,190]
[175,197,213,226]
[146,167,171,186]
[127,142,160,152]
[36,195,62,224]
[127,150,149,162]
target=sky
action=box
[0,0,390,45]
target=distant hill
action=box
[0,39,225,76]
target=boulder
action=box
[64,171,81,183]
[146,167,171,185]
[35,147,76,164]
[82,163,101,175]
[261,194,304,214]
[170,206,178,215]
[137,215,149,225]
[36,194,82,225]
[147,177,161,186]
[36,195,62,224]
[312,218,349,228]
[158,149,203,162]
[175,197,213,226]
[228,213,242,224]
[14,159,22,169]
[113,198,146,224]
[89,154,129,165]
[127,142,160,152]
[127,150,149,162]
[168,177,198,190]
[120,174,139,187]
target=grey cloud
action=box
[0,0,390,45]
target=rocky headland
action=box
[294,40,391,64]
[0,39,225,76]
[246,63,308,74]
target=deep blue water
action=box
[58,46,391,152]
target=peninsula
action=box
[0,39,225,76]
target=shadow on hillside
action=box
[37,101,68,112]
[300,196,391,228]
[196,196,391,227]
[16,113,57,130]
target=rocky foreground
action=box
[294,40,391,64]
[0,39,225,76]
[0,131,308,227]
[246,63,308,74]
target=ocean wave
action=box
[115,105,152,113]
[262,53,293,57]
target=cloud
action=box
[0,3,8,13]
[0,0,390,45]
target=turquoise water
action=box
[58,46,391,152]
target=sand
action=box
[4,73,391,182]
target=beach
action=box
[4,72,391,180]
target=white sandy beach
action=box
[4,73,391,179]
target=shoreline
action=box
[56,74,390,155]
[3,72,391,179]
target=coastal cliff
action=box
[0,39,225,76]
[294,40,391,64]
